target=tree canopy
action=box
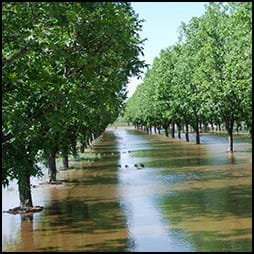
[124,2,252,150]
[2,2,146,206]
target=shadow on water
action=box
[3,131,130,252]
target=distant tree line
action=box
[124,2,252,151]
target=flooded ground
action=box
[2,128,252,252]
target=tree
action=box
[124,2,251,152]
[2,2,146,207]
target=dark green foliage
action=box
[2,2,145,205]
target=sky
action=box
[127,2,207,97]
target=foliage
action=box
[2,3,145,202]
[124,2,252,149]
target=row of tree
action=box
[2,3,145,207]
[124,2,252,151]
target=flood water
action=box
[2,128,252,252]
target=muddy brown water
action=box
[2,128,252,251]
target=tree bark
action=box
[48,149,57,182]
[18,174,33,207]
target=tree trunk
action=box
[71,140,77,158]
[236,122,241,133]
[228,129,233,152]
[226,118,234,152]
[154,127,157,134]
[163,125,169,137]
[218,123,221,132]
[195,115,200,144]
[177,124,181,139]
[158,127,161,134]
[48,149,57,182]
[211,122,214,132]
[171,123,175,138]
[18,174,33,207]
[62,152,69,170]
[185,122,189,142]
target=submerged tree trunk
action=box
[177,124,181,139]
[228,129,233,152]
[225,118,234,152]
[18,174,33,207]
[195,115,200,144]
[211,122,214,132]
[185,122,189,142]
[48,149,57,182]
[164,125,169,137]
[218,123,221,132]
[171,123,175,138]
[149,125,152,134]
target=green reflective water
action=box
[2,128,252,252]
